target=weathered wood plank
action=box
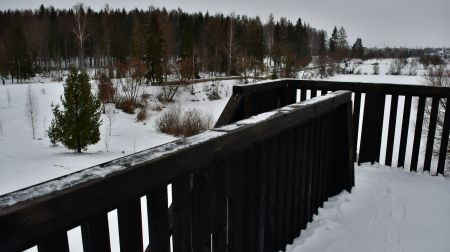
[353,92,361,161]
[37,231,69,252]
[172,176,192,252]
[398,95,412,168]
[147,186,170,252]
[81,213,111,252]
[289,80,450,97]
[437,97,450,174]
[385,95,398,166]
[192,170,212,252]
[424,97,440,172]
[410,96,426,172]
[359,92,386,164]
[117,198,143,252]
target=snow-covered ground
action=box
[0,78,236,194]
[285,163,450,252]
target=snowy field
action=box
[286,163,450,252]
[0,78,234,194]
[1,59,450,251]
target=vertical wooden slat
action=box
[257,141,269,252]
[284,129,296,244]
[192,170,212,252]
[274,133,288,250]
[424,97,440,172]
[117,198,143,252]
[310,89,317,98]
[359,92,385,164]
[245,147,260,252]
[37,231,69,252]
[410,96,426,172]
[172,175,192,252]
[437,97,450,174]
[227,152,245,252]
[398,95,412,168]
[385,95,398,166]
[147,186,170,252]
[81,213,111,252]
[291,126,303,239]
[300,89,307,101]
[211,162,227,252]
[263,138,279,252]
[352,92,361,160]
[304,121,314,224]
[300,122,311,230]
[342,102,356,191]
[312,118,321,215]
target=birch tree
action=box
[25,85,39,139]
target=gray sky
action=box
[1,0,449,48]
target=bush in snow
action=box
[388,58,407,75]
[156,106,213,137]
[49,69,102,152]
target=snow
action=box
[0,79,236,195]
[285,163,450,252]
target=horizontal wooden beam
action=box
[289,80,450,97]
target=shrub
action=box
[156,106,213,137]
[182,109,213,137]
[97,72,115,103]
[116,98,136,114]
[156,106,183,136]
[136,107,148,121]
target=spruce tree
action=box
[352,38,364,58]
[50,69,102,152]
[144,14,164,84]
[329,26,338,53]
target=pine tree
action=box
[329,26,338,54]
[318,31,327,55]
[50,69,102,152]
[144,14,164,84]
[6,25,33,83]
[337,27,348,49]
[352,38,364,59]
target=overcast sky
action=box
[1,0,449,48]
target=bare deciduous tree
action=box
[73,3,91,69]
[105,105,115,136]
[25,85,39,139]
[7,89,11,109]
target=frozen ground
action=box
[285,163,450,252]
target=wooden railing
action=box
[217,79,450,175]
[0,90,354,252]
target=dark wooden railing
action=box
[218,79,450,175]
[0,90,354,252]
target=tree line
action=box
[0,4,369,83]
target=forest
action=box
[0,4,433,84]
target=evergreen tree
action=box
[318,30,327,55]
[337,27,348,49]
[352,38,364,58]
[144,14,164,84]
[50,69,102,152]
[6,25,33,83]
[329,26,338,54]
